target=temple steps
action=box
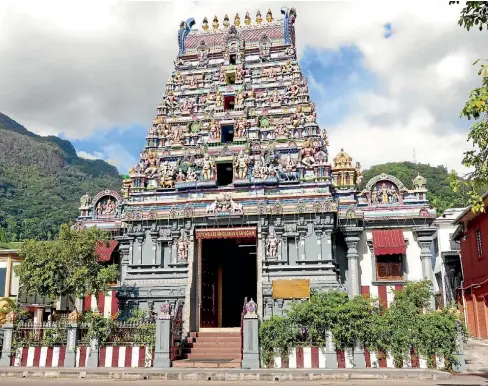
[175,330,242,368]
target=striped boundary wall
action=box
[268,347,445,369]
[13,346,153,368]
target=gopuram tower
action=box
[105,6,436,332]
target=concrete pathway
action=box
[465,337,488,373]
[0,375,486,385]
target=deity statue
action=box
[201,154,214,180]
[208,120,219,139]
[234,150,249,179]
[235,91,245,106]
[266,234,280,259]
[282,59,293,75]
[270,89,281,104]
[174,71,184,85]
[96,197,117,216]
[283,154,297,172]
[172,125,185,143]
[144,152,159,176]
[176,170,186,182]
[300,139,316,168]
[177,237,188,261]
[164,91,178,109]
[80,192,91,208]
[355,162,363,186]
[234,117,248,138]
[186,166,198,182]
[215,92,224,108]
[198,45,209,65]
[252,159,265,179]
[286,80,299,99]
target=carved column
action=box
[414,227,437,309]
[314,225,324,260]
[150,226,159,265]
[297,217,308,261]
[344,227,363,297]
[324,228,333,262]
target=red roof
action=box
[372,230,406,256]
[95,240,118,262]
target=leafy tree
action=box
[450,2,488,212]
[453,1,488,31]
[14,224,119,309]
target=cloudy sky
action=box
[0,1,484,174]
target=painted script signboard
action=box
[272,279,310,299]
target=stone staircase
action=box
[173,329,242,368]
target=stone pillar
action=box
[65,323,79,368]
[324,228,333,261]
[324,330,338,369]
[298,219,308,261]
[344,227,363,297]
[86,337,99,368]
[314,227,323,260]
[414,227,437,309]
[242,300,260,369]
[0,323,14,367]
[154,316,172,368]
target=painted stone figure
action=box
[201,154,214,180]
[80,192,91,208]
[266,234,280,259]
[234,150,249,179]
[300,139,316,168]
[177,237,189,261]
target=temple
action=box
[78,7,438,334]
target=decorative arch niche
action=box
[364,173,406,206]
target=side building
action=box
[453,193,488,338]
[76,8,438,335]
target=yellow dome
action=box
[333,148,353,168]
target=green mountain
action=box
[361,162,468,214]
[0,112,122,241]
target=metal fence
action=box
[12,321,68,347]
[78,321,156,347]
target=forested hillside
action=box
[361,162,468,214]
[0,113,122,241]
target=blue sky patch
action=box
[384,23,392,38]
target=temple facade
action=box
[78,7,438,333]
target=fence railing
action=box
[104,321,156,347]
[170,301,184,361]
[12,321,68,348]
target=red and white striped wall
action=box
[361,285,403,308]
[76,346,153,368]
[13,347,66,367]
[268,347,445,369]
[83,290,119,317]
[13,346,152,368]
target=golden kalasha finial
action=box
[256,10,262,24]
[266,9,273,23]
[234,13,241,27]
[212,16,219,30]
[223,14,230,28]
[244,12,251,25]
[202,16,209,31]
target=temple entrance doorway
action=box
[199,236,257,328]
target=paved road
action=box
[1,376,487,385]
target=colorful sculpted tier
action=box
[124,8,333,201]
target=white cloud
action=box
[0,1,484,174]
[77,150,104,160]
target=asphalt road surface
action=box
[1,376,487,386]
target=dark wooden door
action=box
[200,249,218,328]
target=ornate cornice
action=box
[364,173,406,191]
